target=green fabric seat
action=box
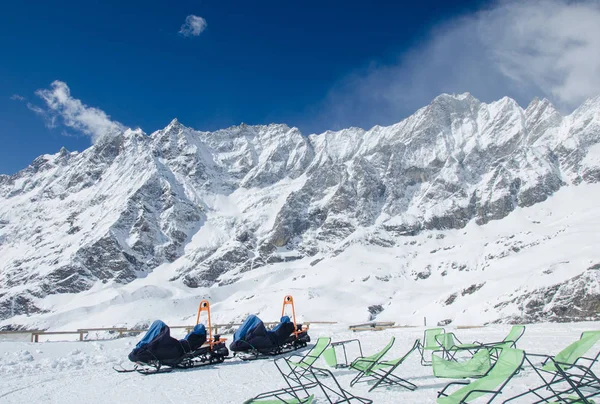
[437,348,525,404]
[424,328,446,350]
[496,325,526,349]
[542,331,600,372]
[288,337,331,370]
[433,349,492,379]
[323,347,338,368]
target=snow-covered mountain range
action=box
[1,93,600,329]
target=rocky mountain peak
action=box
[1,93,600,325]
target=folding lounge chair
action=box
[436,348,525,404]
[419,328,445,366]
[244,355,320,404]
[506,331,600,404]
[435,332,482,361]
[284,337,331,382]
[307,366,373,403]
[436,325,526,362]
[352,339,420,392]
[245,356,372,404]
[323,339,364,369]
[475,325,526,361]
[476,325,526,350]
[349,336,395,387]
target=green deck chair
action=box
[285,337,331,382]
[437,348,525,404]
[474,325,526,360]
[435,332,482,361]
[492,325,525,349]
[244,356,318,404]
[506,331,600,404]
[245,356,372,404]
[420,328,445,365]
[437,325,526,362]
[432,348,492,379]
[307,366,372,404]
[323,338,363,369]
[350,336,395,387]
[356,339,421,392]
[542,331,600,373]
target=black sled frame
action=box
[236,335,310,361]
[114,342,229,375]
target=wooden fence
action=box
[0,321,338,343]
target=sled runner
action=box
[230,295,311,361]
[114,300,229,375]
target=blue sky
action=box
[2,0,600,174]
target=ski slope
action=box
[1,322,599,403]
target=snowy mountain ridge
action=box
[1,92,600,329]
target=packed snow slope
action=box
[1,93,600,328]
[1,322,600,403]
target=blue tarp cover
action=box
[136,320,167,349]
[233,314,263,342]
[270,316,291,333]
[184,323,207,340]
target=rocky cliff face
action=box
[1,93,600,322]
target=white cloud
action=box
[26,102,47,116]
[483,0,600,107]
[35,80,127,142]
[179,15,207,37]
[310,0,600,132]
[10,94,25,101]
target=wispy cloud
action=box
[179,15,207,37]
[309,0,600,132]
[10,94,25,101]
[34,80,127,142]
[26,102,48,117]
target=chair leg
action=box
[368,368,417,392]
[310,367,372,404]
[350,369,367,387]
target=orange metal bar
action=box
[281,295,299,337]
[196,299,213,345]
[195,299,227,348]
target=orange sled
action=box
[115,299,229,375]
